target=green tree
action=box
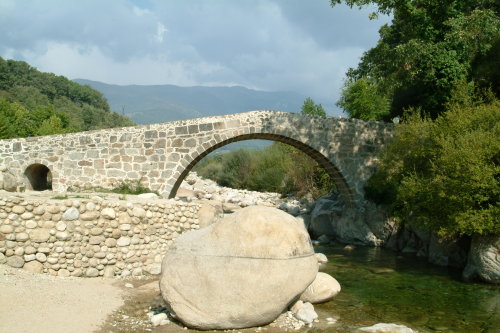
[36,114,67,136]
[0,57,135,139]
[301,97,326,116]
[365,101,500,236]
[0,99,15,139]
[337,77,390,120]
[194,142,334,199]
[332,0,500,120]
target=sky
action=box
[0,0,389,106]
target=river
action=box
[106,244,500,333]
[312,244,500,332]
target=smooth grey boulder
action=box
[293,301,318,324]
[0,168,18,191]
[300,272,341,304]
[197,201,223,228]
[310,192,397,246]
[310,193,341,236]
[358,323,417,333]
[463,234,500,284]
[159,206,318,330]
[315,253,328,271]
[428,234,468,268]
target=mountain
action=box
[0,58,133,139]
[74,79,339,125]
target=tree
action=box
[301,97,326,116]
[0,57,135,139]
[337,77,390,120]
[332,0,500,120]
[0,101,15,139]
[36,114,67,136]
[365,100,500,237]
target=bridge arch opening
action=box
[168,134,354,206]
[24,163,52,191]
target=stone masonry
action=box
[0,110,394,208]
[0,194,201,277]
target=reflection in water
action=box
[312,245,500,333]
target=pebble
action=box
[149,312,169,326]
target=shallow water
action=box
[102,245,500,333]
[312,245,500,332]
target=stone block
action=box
[175,126,188,135]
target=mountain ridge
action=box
[74,79,340,125]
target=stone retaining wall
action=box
[0,194,200,277]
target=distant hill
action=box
[0,58,134,139]
[74,79,340,125]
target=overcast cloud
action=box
[0,0,389,104]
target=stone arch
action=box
[24,163,52,191]
[168,133,354,205]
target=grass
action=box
[70,179,159,196]
[51,194,89,200]
[51,195,68,200]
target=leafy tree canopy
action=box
[301,97,326,116]
[365,100,500,237]
[194,143,334,199]
[332,0,500,120]
[0,57,134,139]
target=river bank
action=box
[0,264,125,333]
[103,245,499,333]
[1,240,498,332]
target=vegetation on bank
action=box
[365,100,499,237]
[333,0,499,121]
[195,97,333,199]
[333,0,499,237]
[194,143,334,199]
[0,57,134,139]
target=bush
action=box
[194,143,334,199]
[365,100,500,236]
[110,181,158,196]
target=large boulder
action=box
[197,201,223,228]
[0,166,18,192]
[175,187,196,199]
[358,323,417,333]
[463,234,500,284]
[310,192,396,246]
[160,206,318,330]
[300,272,341,304]
[310,192,342,236]
[428,234,469,268]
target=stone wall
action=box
[0,194,200,277]
[0,111,394,208]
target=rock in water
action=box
[463,234,500,284]
[293,301,318,324]
[358,323,417,333]
[300,272,341,304]
[159,206,318,330]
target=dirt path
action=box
[0,265,126,333]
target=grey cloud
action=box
[0,0,388,100]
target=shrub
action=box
[194,142,334,199]
[110,180,157,196]
[365,100,500,236]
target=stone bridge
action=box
[0,110,393,208]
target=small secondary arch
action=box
[168,133,354,205]
[24,163,52,191]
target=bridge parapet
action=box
[0,110,394,207]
